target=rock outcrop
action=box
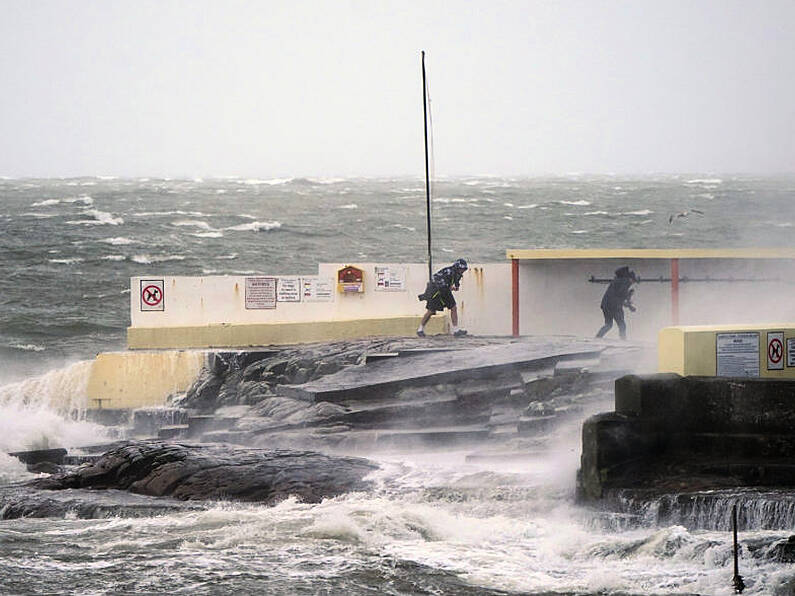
[30,440,378,504]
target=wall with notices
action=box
[129,262,512,337]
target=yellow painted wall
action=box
[659,324,795,377]
[128,315,447,350]
[86,350,206,409]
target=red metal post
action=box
[512,258,520,337]
[671,258,679,325]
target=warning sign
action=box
[140,279,164,311]
[302,277,334,302]
[374,265,407,291]
[245,277,277,309]
[277,277,301,302]
[716,332,759,377]
[768,331,785,370]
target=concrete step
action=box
[158,425,189,439]
[8,448,67,465]
[373,425,491,449]
[329,397,489,429]
[517,415,558,434]
[187,416,238,437]
[280,340,605,403]
[681,433,795,460]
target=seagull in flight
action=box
[669,209,705,224]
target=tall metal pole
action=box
[422,51,433,281]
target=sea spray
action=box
[0,360,108,452]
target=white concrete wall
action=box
[518,258,795,341]
[131,263,513,336]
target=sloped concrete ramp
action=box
[280,338,610,403]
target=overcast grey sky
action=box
[1,0,793,178]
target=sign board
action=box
[302,277,334,302]
[140,279,165,311]
[245,277,277,309]
[716,332,759,377]
[788,338,795,368]
[277,277,301,302]
[767,331,785,370]
[374,265,407,291]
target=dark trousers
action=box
[596,306,626,339]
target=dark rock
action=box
[184,367,225,412]
[29,440,378,504]
[9,448,67,466]
[27,461,63,474]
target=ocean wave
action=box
[133,210,209,217]
[101,255,126,261]
[559,200,591,206]
[31,195,93,207]
[215,253,238,260]
[225,221,281,232]
[392,224,416,232]
[433,198,467,204]
[172,220,214,231]
[686,178,722,185]
[693,193,715,199]
[8,343,45,352]
[99,237,134,245]
[503,202,514,207]
[191,231,224,238]
[621,209,654,216]
[22,212,58,218]
[570,230,589,234]
[337,204,358,209]
[67,209,123,226]
[503,216,514,220]
[241,178,291,186]
[48,258,84,265]
[131,254,186,264]
[517,204,538,209]
[584,211,610,216]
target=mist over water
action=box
[2,176,795,594]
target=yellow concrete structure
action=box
[86,350,206,409]
[128,315,447,350]
[507,248,795,260]
[659,324,795,377]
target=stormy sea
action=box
[1,175,795,595]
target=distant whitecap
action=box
[191,231,224,238]
[559,200,591,206]
[517,204,538,209]
[337,204,358,209]
[102,255,126,261]
[621,209,654,216]
[99,237,134,245]
[48,258,84,265]
[225,221,282,232]
[67,209,123,225]
[584,211,610,216]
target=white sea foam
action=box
[215,253,238,260]
[584,211,610,216]
[31,198,61,207]
[134,210,209,217]
[337,203,358,209]
[503,202,514,207]
[504,216,514,220]
[172,220,214,231]
[693,193,715,199]
[517,204,538,209]
[686,178,722,185]
[392,224,416,232]
[67,209,123,226]
[22,212,58,218]
[131,254,186,264]
[225,221,282,232]
[48,258,84,265]
[570,230,589,234]
[242,178,291,186]
[191,231,224,238]
[0,361,108,452]
[101,255,126,261]
[621,209,654,216]
[9,343,45,352]
[559,200,591,206]
[99,237,134,245]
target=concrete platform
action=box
[280,339,607,403]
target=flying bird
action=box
[668,209,705,224]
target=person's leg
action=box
[596,307,613,338]
[615,308,626,339]
[417,309,434,336]
[449,305,458,327]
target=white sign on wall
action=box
[788,338,795,368]
[245,277,277,309]
[302,277,334,302]
[767,331,785,370]
[374,265,407,291]
[140,279,165,312]
[277,277,301,302]
[716,332,760,377]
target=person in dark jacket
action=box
[417,258,468,337]
[595,266,637,339]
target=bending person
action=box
[596,266,637,340]
[417,258,468,337]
